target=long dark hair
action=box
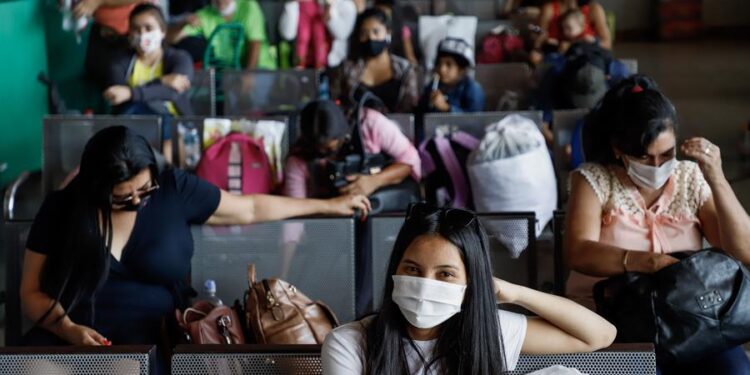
[582,74,678,166]
[290,100,350,161]
[365,206,507,374]
[39,126,161,325]
[348,8,392,61]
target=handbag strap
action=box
[434,136,470,208]
[247,263,257,286]
[182,307,208,324]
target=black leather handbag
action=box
[594,249,750,365]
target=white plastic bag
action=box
[468,115,557,256]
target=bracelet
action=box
[622,251,631,272]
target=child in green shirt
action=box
[176,0,276,69]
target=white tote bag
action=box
[418,15,477,71]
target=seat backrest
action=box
[171,345,322,375]
[222,69,318,116]
[190,218,357,323]
[433,0,498,21]
[386,113,416,143]
[423,110,543,140]
[189,69,217,117]
[552,109,588,207]
[42,116,162,194]
[170,343,656,375]
[474,63,533,111]
[369,212,537,310]
[552,210,567,296]
[0,346,156,375]
[3,221,33,346]
[509,344,657,375]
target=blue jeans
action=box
[117,101,173,141]
[658,346,750,375]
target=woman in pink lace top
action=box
[565,75,750,374]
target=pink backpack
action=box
[419,131,480,209]
[196,133,273,195]
[477,31,525,64]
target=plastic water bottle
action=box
[204,279,223,307]
[181,125,201,169]
[61,0,88,43]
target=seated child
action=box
[419,37,485,113]
[556,9,597,53]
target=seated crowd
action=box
[12,1,750,375]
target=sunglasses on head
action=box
[111,181,160,206]
[405,202,477,229]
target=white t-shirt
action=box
[321,309,528,374]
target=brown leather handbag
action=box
[175,300,246,344]
[243,264,340,344]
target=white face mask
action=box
[214,0,236,17]
[130,29,164,55]
[626,157,676,190]
[392,275,466,329]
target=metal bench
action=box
[170,343,656,375]
[42,115,162,194]
[0,345,156,375]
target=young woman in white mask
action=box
[103,3,194,163]
[322,203,616,374]
[566,75,750,374]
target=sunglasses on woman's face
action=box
[111,181,160,206]
[405,202,477,229]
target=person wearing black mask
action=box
[329,8,418,113]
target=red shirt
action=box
[94,1,147,35]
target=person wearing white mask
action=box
[104,3,194,163]
[566,75,750,373]
[322,202,616,374]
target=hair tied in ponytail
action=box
[631,84,644,93]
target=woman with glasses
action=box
[20,126,370,371]
[322,202,616,374]
[565,75,750,374]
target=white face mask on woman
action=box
[392,275,466,329]
[626,157,676,190]
[213,0,237,17]
[130,29,164,55]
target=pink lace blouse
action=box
[566,160,713,306]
